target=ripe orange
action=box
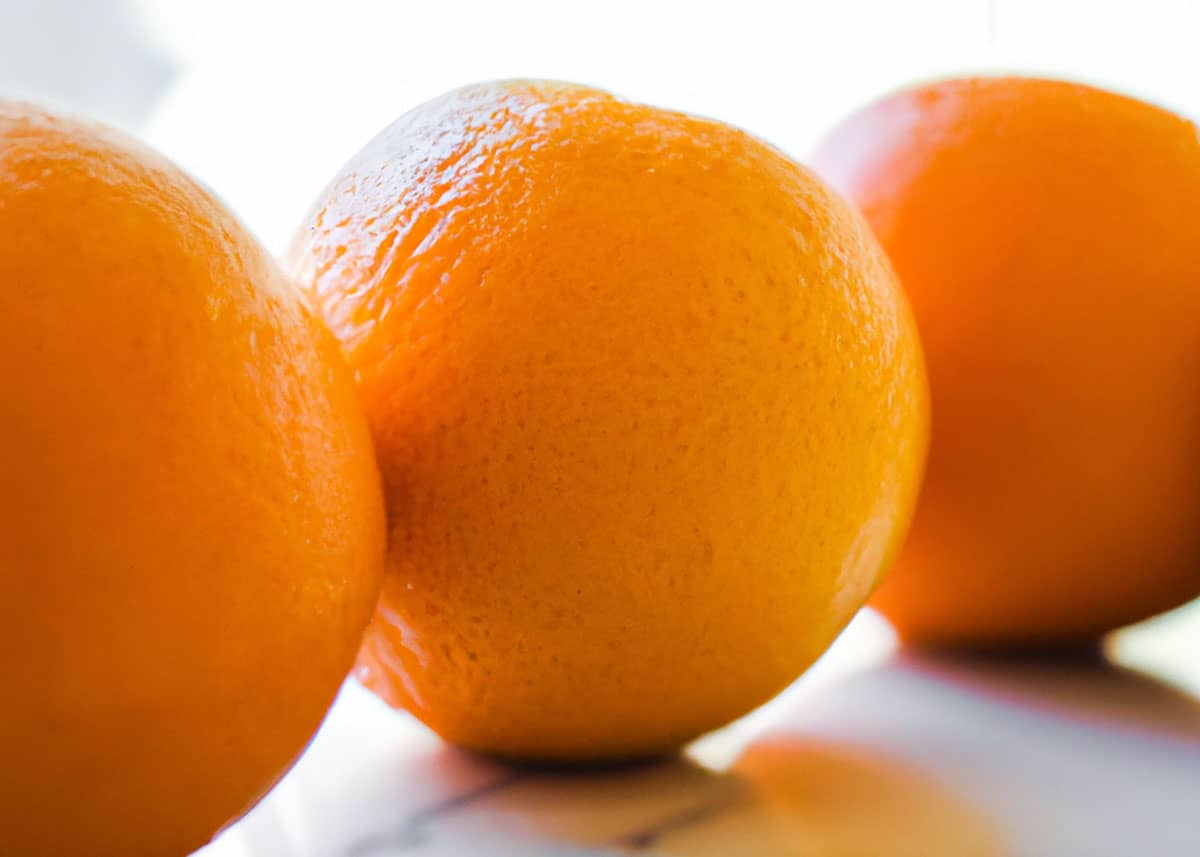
[0,102,385,856]
[813,77,1200,647]
[290,80,928,761]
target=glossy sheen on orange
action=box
[290,81,928,761]
[814,77,1200,647]
[0,102,385,856]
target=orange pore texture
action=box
[291,80,928,761]
[0,102,385,856]
[814,77,1200,647]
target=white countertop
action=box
[199,606,1200,857]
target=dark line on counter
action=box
[347,769,530,855]
[610,791,743,852]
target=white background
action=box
[5,0,1200,253]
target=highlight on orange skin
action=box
[813,76,1200,647]
[290,80,929,761]
[0,101,385,856]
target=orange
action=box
[289,80,928,761]
[0,102,385,856]
[813,76,1200,647]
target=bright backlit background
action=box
[5,0,1200,255]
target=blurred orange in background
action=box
[814,77,1200,647]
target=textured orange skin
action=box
[814,77,1200,647]
[291,81,928,761]
[0,103,385,856]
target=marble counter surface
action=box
[200,608,1200,857]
